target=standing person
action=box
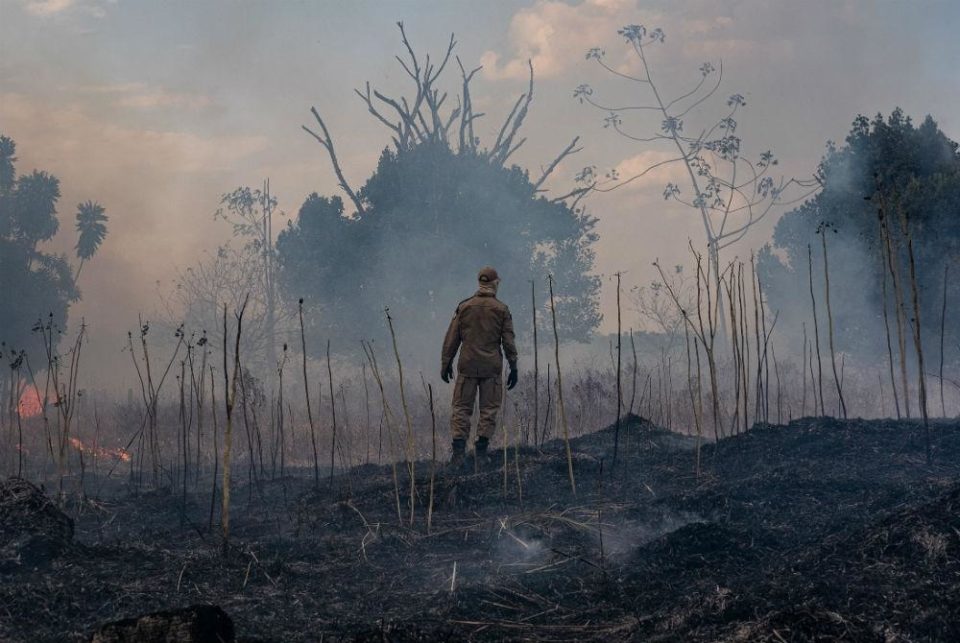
[441,266,519,468]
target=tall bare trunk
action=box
[548,275,576,495]
[297,300,319,487]
[899,204,931,462]
[685,323,702,478]
[208,366,219,530]
[531,280,538,447]
[221,297,248,555]
[801,322,808,417]
[738,264,750,432]
[878,196,911,418]
[326,339,338,488]
[629,329,638,416]
[613,272,623,464]
[385,308,416,524]
[807,245,826,415]
[880,246,901,418]
[940,263,949,417]
[821,229,847,418]
[427,383,436,534]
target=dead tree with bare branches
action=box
[303,22,585,215]
[578,24,818,324]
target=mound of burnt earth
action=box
[0,477,74,570]
[749,481,960,642]
[90,604,234,643]
[629,520,766,573]
[706,482,960,642]
[2,416,959,642]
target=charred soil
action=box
[2,415,959,642]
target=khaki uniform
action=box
[442,290,518,440]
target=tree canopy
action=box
[0,134,108,354]
[759,110,960,358]
[277,140,601,355]
[278,25,602,359]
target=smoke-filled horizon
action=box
[1,0,959,391]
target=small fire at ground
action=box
[69,437,131,462]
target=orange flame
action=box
[69,437,132,462]
[18,386,42,418]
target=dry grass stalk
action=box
[276,344,288,479]
[514,411,523,505]
[361,340,403,525]
[750,255,765,423]
[385,308,416,524]
[336,383,353,483]
[772,344,783,423]
[548,275,576,495]
[737,263,751,433]
[540,364,552,446]
[879,238,901,418]
[876,187,911,418]
[297,299,320,487]
[757,262,772,422]
[807,244,826,415]
[897,199,931,460]
[655,244,721,443]
[500,372,509,495]
[326,339,338,488]
[362,361,371,464]
[178,360,188,521]
[723,266,742,435]
[427,382,436,534]
[819,225,847,418]
[531,280,538,448]
[190,335,209,489]
[801,322,808,416]
[127,318,185,487]
[940,263,949,417]
[613,271,623,464]
[684,323,703,478]
[221,295,249,554]
[208,365,219,529]
[628,329,638,416]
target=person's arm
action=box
[501,307,518,370]
[441,307,462,377]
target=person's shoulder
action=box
[454,295,476,314]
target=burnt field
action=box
[3,415,960,642]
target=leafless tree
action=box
[158,243,295,373]
[577,24,819,314]
[215,180,284,372]
[303,22,587,214]
[654,243,725,442]
[630,265,689,348]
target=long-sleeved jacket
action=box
[442,291,518,378]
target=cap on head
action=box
[478,266,500,283]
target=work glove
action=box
[441,364,453,383]
[507,365,518,391]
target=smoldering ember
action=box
[1,2,959,642]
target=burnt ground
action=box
[2,415,960,642]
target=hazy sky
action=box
[1,0,959,387]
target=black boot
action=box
[474,436,490,471]
[448,439,466,471]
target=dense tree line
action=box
[760,110,959,363]
[277,140,601,353]
[0,135,108,355]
